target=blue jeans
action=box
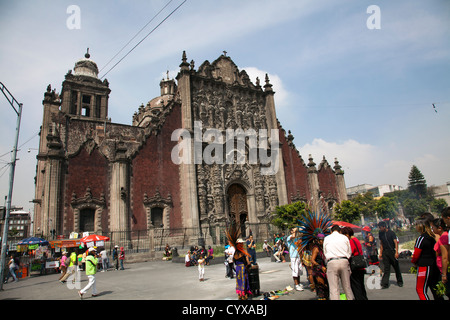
[6,267,17,282]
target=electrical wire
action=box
[100,0,187,80]
[99,0,175,74]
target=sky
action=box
[0,0,449,212]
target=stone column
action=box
[263,74,288,206]
[41,125,64,237]
[176,51,200,232]
[109,140,130,232]
[334,158,348,202]
[307,155,320,213]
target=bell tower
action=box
[60,49,111,120]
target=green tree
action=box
[271,201,309,229]
[402,198,428,219]
[333,200,360,223]
[430,198,448,214]
[352,192,377,219]
[408,165,427,199]
[375,196,397,219]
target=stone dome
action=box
[73,49,99,78]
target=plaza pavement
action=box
[0,256,422,301]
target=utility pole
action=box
[0,82,23,290]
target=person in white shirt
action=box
[286,227,304,291]
[323,225,354,300]
[225,245,235,278]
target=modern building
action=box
[347,184,403,199]
[431,182,450,206]
[0,206,31,250]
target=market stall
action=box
[16,237,50,278]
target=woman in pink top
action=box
[59,251,69,281]
[431,218,449,298]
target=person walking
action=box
[58,251,69,282]
[286,227,304,291]
[342,227,368,300]
[60,250,77,283]
[4,255,18,283]
[323,225,354,300]
[411,218,442,300]
[78,247,99,298]
[119,247,125,270]
[378,221,403,288]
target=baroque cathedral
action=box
[33,50,347,246]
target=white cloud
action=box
[242,67,290,110]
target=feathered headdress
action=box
[295,210,332,253]
[225,221,250,257]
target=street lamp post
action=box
[0,82,23,290]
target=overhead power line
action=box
[100,0,187,79]
[99,0,175,74]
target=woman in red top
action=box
[411,218,442,300]
[342,227,368,300]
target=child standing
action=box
[198,254,206,281]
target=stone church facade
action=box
[33,51,347,246]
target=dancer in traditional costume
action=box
[226,222,252,300]
[295,211,332,300]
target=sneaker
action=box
[295,284,304,291]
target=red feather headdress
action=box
[225,221,250,257]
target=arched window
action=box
[80,208,95,232]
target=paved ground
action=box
[0,256,427,301]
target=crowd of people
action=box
[6,207,450,301]
[213,207,449,301]
[55,244,125,298]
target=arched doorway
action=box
[227,184,248,238]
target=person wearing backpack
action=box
[78,247,98,298]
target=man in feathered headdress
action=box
[225,222,252,300]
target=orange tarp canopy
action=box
[49,239,82,248]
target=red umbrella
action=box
[80,234,110,243]
[332,220,362,232]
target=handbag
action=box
[350,238,368,270]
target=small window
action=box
[82,95,91,117]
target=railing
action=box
[44,222,285,257]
